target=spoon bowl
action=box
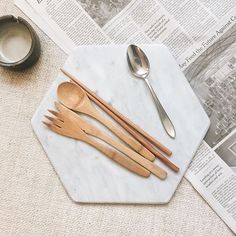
[127,44,150,79]
[57,82,86,110]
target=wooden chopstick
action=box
[61,69,179,172]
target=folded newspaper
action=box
[15,0,236,233]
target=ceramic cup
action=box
[0,15,40,70]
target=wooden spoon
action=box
[57,82,155,162]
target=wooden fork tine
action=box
[42,121,62,134]
[48,109,64,120]
[54,101,64,112]
[55,102,74,118]
[44,115,63,127]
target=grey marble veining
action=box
[31,44,210,204]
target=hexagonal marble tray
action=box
[32,44,210,204]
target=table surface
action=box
[0,1,233,236]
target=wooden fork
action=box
[54,102,167,179]
[43,113,150,177]
[43,106,167,180]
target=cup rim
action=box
[0,15,38,69]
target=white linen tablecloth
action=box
[0,1,233,235]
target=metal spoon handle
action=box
[144,78,176,138]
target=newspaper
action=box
[15,0,236,233]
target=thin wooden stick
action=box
[61,69,178,172]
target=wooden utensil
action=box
[43,108,167,180]
[59,69,179,172]
[60,69,172,155]
[55,102,169,179]
[43,113,150,179]
[57,82,155,162]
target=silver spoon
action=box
[127,44,176,138]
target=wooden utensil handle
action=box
[84,136,151,178]
[90,127,167,179]
[92,111,155,161]
[86,135,166,180]
[90,124,149,161]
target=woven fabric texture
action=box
[0,1,233,235]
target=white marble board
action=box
[32,44,210,204]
